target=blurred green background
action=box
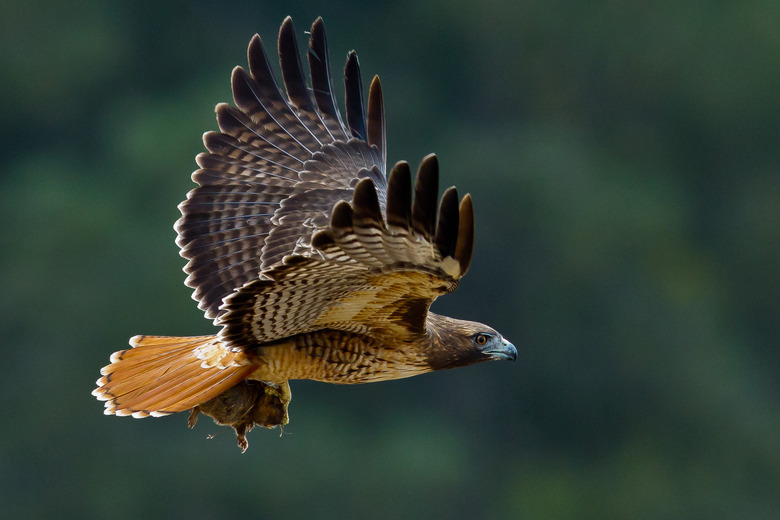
[1,0,778,518]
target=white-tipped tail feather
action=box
[93,335,255,418]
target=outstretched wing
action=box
[218,156,474,347]
[176,17,387,320]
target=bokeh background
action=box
[2,1,778,518]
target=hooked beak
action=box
[484,338,517,362]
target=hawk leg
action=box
[187,379,291,452]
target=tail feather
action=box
[161,368,250,411]
[123,360,238,412]
[93,335,255,418]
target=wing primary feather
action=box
[308,17,348,139]
[454,194,475,275]
[386,161,412,230]
[246,34,276,89]
[412,154,439,240]
[278,17,317,118]
[229,68,312,156]
[246,35,291,117]
[352,178,383,224]
[435,187,460,258]
[344,51,367,140]
[367,75,386,169]
[231,67,271,118]
[277,17,334,145]
[330,200,354,231]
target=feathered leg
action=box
[188,379,292,452]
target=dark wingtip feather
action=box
[279,16,294,44]
[412,154,439,239]
[435,187,460,258]
[308,18,328,77]
[247,33,263,63]
[214,103,244,135]
[454,194,475,275]
[278,16,311,110]
[352,178,382,223]
[311,229,335,251]
[344,51,366,140]
[247,33,272,81]
[386,161,412,230]
[367,75,385,166]
[308,17,341,126]
[230,66,255,111]
[331,200,354,230]
[247,32,283,102]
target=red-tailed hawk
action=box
[93,16,516,451]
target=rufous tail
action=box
[93,335,255,418]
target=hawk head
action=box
[425,315,517,370]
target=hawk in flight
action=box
[93,16,516,451]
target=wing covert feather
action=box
[219,174,474,349]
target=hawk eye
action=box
[474,333,490,346]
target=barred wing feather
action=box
[177,17,386,320]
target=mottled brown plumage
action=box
[93,16,515,451]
